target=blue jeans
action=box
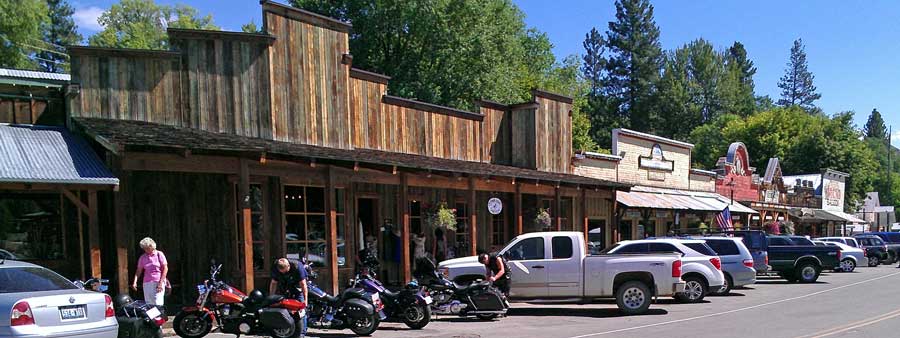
[296,294,307,336]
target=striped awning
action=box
[617,186,758,214]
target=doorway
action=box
[587,219,606,254]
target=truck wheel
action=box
[868,256,881,267]
[674,276,707,303]
[796,263,821,283]
[616,281,651,315]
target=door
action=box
[502,236,548,298]
[547,235,581,297]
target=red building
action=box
[715,142,759,205]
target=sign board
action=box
[763,189,780,203]
[487,198,503,215]
[822,177,845,212]
[639,144,675,172]
[655,210,671,219]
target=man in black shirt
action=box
[270,258,308,336]
[478,252,510,296]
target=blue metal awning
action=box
[0,124,118,186]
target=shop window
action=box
[454,202,468,257]
[235,184,266,272]
[618,220,633,241]
[491,212,505,247]
[284,185,327,268]
[0,193,65,261]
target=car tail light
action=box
[672,260,682,278]
[104,294,115,318]
[742,259,754,268]
[10,301,34,326]
[765,255,769,266]
[836,250,842,261]
[710,257,722,270]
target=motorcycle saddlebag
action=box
[116,316,161,338]
[258,308,295,330]
[342,298,374,319]
[468,287,505,311]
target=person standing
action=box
[270,258,308,336]
[131,237,168,309]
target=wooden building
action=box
[60,1,626,306]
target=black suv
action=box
[853,235,889,266]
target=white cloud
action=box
[73,6,105,32]
[892,130,900,148]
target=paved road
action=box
[205,266,900,338]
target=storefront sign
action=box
[764,189,780,203]
[626,210,642,218]
[823,179,844,211]
[487,198,503,215]
[639,144,675,172]
[655,210,671,219]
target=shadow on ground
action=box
[507,307,668,318]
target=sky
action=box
[70,0,900,147]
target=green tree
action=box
[777,38,820,110]
[88,0,218,50]
[864,108,889,141]
[0,0,49,69]
[657,45,698,140]
[39,0,82,73]
[542,55,597,152]
[723,42,756,116]
[241,20,260,33]
[602,0,664,133]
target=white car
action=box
[817,237,861,249]
[823,242,865,272]
[604,239,725,303]
[438,232,686,315]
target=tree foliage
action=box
[777,38,820,110]
[724,42,756,116]
[0,0,49,69]
[88,0,218,50]
[39,0,82,73]
[864,108,888,141]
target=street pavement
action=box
[204,266,900,338]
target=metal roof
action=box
[617,185,757,214]
[0,124,118,186]
[0,68,70,82]
[788,207,845,222]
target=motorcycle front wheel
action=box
[402,304,431,329]
[348,312,379,336]
[173,311,212,338]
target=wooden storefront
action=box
[61,1,624,307]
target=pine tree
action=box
[777,38,820,110]
[582,28,605,97]
[603,0,664,133]
[39,0,82,73]
[864,108,888,141]
[724,42,756,116]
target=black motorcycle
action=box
[74,278,167,338]
[413,258,508,320]
[302,260,384,336]
[349,267,432,329]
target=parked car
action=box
[701,237,757,295]
[860,232,900,264]
[812,240,828,246]
[766,235,841,283]
[0,260,118,338]
[728,230,770,275]
[602,238,724,303]
[817,237,861,249]
[853,235,889,266]
[822,242,865,272]
[438,232,686,315]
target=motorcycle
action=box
[173,263,306,338]
[413,258,508,320]
[74,278,166,338]
[302,260,384,336]
[349,267,432,329]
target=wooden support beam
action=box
[515,183,523,236]
[239,159,254,292]
[554,186,562,231]
[468,177,477,256]
[113,166,132,294]
[61,188,89,214]
[400,173,411,283]
[581,189,588,245]
[77,191,85,280]
[88,190,101,278]
[325,167,339,294]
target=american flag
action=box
[716,206,733,231]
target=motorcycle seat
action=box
[245,294,285,309]
[381,289,399,300]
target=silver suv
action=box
[702,237,757,295]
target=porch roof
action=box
[617,185,758,214]
[73,118,629,189]
[0,124,119,186]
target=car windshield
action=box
[0,267,78,293]
[683,242,718,256]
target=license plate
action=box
[423,296,433,304]
[145,306,161,319]
[59,305,86,320]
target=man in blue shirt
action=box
[270,258,308,336]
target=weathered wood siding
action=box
[265,10,351,148]
[480,105,511,165]
[348,77,387,150]
[70,53,183,125]
[172,37,272,138]
[511,105,537,169]
[534,96,572,173]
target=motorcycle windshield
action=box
[307,283,329,299]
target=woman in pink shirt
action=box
[131,237,168,307]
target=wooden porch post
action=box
[514,183,522,236]
[113,169,131,294]
[581,189,588,245]
[554,185,562,231]
[468,177,477,256]
[88,190,101,278]
[325,167,338,294]
[239,159,254,291]
[400,173,411,283]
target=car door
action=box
[503,237,549,298]
[547,235,581,297]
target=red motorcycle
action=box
[173,263,306,338]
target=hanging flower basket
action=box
[425,202,457,231]
[780,221,795,235]
[535,208,552,230]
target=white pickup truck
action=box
[438,232,686,314]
